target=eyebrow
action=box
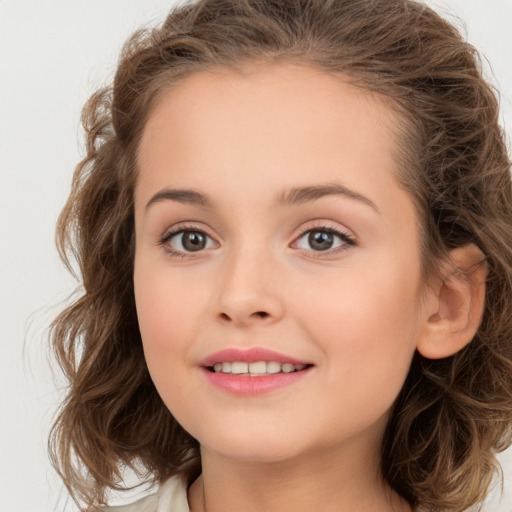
[146,188,214,210]
[145,183,379,213]
[276,183,380,213]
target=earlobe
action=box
[417,244,488,360]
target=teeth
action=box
[211,361,307,375]
[231,362,248,374]
[267,361,281,374]
[249,361,267,374]
[282,363,294,373]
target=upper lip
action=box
[200,347,312,367]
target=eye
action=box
[161,228,218,254]
[293,227,355,253]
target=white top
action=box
[104,476,190,512]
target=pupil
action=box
[309,231,333,251]
[183,232,206,251]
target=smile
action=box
[200,348,314,395]
[209,361,308,375]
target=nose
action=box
[215,247,285,328]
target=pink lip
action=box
[199,347,314,396]
[201,366,313,396]
[200,347,311,367]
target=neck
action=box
[188,442,411,512]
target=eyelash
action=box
[158,223,356,259]
[292,224,356,258]
[158,223,215,259]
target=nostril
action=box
[217,310,271,323]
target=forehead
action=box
[139,64,399,152]
[136,64,406,213]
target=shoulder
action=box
[103,492,159,512]
[102,475,190,512]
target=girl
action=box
[50,0,512,511]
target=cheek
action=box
[134,265,203,371]
[134,266,208,421]
[291,261,422,396]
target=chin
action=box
[197,425,306,463]
[209,444,302,464]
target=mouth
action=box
[200,348,314,395]
[206,361,312,376]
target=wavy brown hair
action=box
[50,0,512,510]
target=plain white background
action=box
[1,1,511,511]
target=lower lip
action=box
[202,367,312,396]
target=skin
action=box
[133,64,448,512]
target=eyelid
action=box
[290,220,356,255]
[158,222,220,256]
[160,218,218,236]
[157,220,356,258]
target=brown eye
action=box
[293,227,355,254]
[165,229,217,253]
[308,231,334,251]
[181,231,207,251]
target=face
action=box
[134,64,431,464]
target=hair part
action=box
[50,0,512,510]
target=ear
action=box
[417,244,488,360]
